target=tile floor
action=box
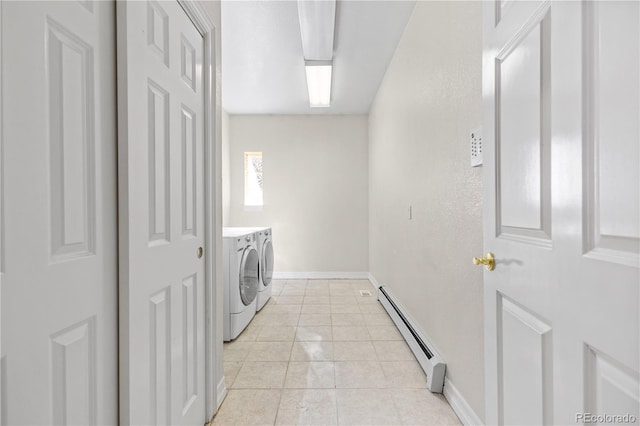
[212,279,461,426]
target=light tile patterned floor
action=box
[211,279,461,426]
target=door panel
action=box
[585,346,640,421]
[182,273,198,409]
[483,0,639,424]
[499,296,552,426]
[496,7,551,244]
[583,0,640,266]
[118,1,206,424]
[51,318,97,425]
[1,1,117,424]
[148,80,171,244]
[47,17,97,261]
[150,287,171,425]
[182,105,198,238]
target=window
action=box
[244,152,263,207]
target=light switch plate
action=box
[470,127,483,167]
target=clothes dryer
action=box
[223,227,274,311]
[222,229,259,341]
[254,228,273,311]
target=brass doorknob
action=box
[197,247,204,259]
[473,252,495,271]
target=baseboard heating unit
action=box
[377,286,446,393]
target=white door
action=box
[118,1,207,424]
[482,1,639,424]
[1,1,118,424]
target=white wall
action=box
[222,109,230,226]
[228,115,369,274]
[368,1,484,420]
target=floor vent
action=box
[359,290,372,297]
[377,285,446,393]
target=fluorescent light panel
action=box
[297,0,336,108]
[297,0,336,61]
[305,62,332,107]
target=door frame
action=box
[116,0,219,420]
[0,1,3,423]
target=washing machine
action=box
[254,228,274,311]
[223,228,259,341]
[223,227,274,311]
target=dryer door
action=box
[261,239,274,287]
[239,246,259,305]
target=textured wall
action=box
[228,115,369,274]
[368,1,485,419]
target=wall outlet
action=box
[470,127,483,167]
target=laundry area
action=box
[213,0,480,421]
[1,0,638,424]
[216,0,640,423]
[222,227,273,341]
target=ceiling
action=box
[221,0,416,115]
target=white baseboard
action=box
[367,272,380,288]
[273,271,370,280]
[216,377,228,411]
[443,377,483,426]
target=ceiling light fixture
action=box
[297,0,336,61]
[305,60,332,108]
[297,0,336,108]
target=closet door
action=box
[1,1,118,424]
[117,1,208,424]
